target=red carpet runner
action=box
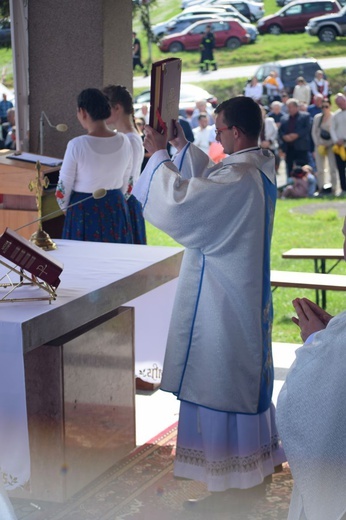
[13,421,293,520]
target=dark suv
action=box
[305,4,346,40]
[257,0,340,34]
[252,57,325,95]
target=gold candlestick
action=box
[28,161,57,251]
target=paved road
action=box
[133,55,346,89]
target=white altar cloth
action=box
[0,240,182,489]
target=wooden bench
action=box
[271,270,346,309]
[281,248,344,308]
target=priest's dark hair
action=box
[77,88,111,121]
[214,96,263,139]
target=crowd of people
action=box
[244,69,346,197]
[0,93,15,151]
[133,68,346,200]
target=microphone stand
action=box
[39,111,68,155]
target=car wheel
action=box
[168,41,184,53]
[318,26,337,42]
[226,37,241,49]
[267,24,282,35]
[249,14,256,23]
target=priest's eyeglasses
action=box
[215,126,229,137]
[215,125,246,138]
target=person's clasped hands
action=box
[292,297,333,342]
[143,120,188,155]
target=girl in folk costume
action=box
[103,84,146,244]
[56,88,133,243]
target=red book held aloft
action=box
[0,228,63,288]
[149,57,182,141]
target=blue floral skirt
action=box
[62,189,133,243]
[127,194,147,245]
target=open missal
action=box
[0,228,63,288]
[149,57,182,141]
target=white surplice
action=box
[277,312,346,520]
[133,142,286,490]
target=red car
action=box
[158,18,251,52]
[257,0,340,34]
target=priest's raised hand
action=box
[143,125,168,155]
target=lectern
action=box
[0,153,64,240]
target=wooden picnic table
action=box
[281,248,344,308]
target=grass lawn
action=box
[146,198,346,344]
[0,46,13,88]
[133,0,346,74]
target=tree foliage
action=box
[133,0,158,43]
[0,0,10,19]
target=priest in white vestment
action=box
[276,218,346,520]
[133,96,286,513]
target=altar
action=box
[0,240,183,502]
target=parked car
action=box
[252,57,325,94]
[158,18,251,52]
[167,13,258,42]
[152,5,243,37]
[0,19,11,47]
[257,0,340,34]
[134,83,218,114]
[202,0,265,21]
[305,4,346,40]
[278,0,345,6]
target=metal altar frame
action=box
[0,258,57,303]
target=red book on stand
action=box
[149,57,182,141]
[0,228,63,288]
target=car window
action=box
[323,1,337,11]
[190,22,208,33]
[281,65,302,82]
[234,3,250,14]
[302,64,321,81]
[303,2,330,13]
[281,63,319,83]
[212,20,229,30]
[255,66,265,81]
[284,4,303,15]
[255,65,279,81]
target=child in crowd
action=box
[302,164,318,197]
[280,165,317,198]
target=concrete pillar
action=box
[28,0,133,158]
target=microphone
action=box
[14,189,107,232]
[56,124,68,132]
